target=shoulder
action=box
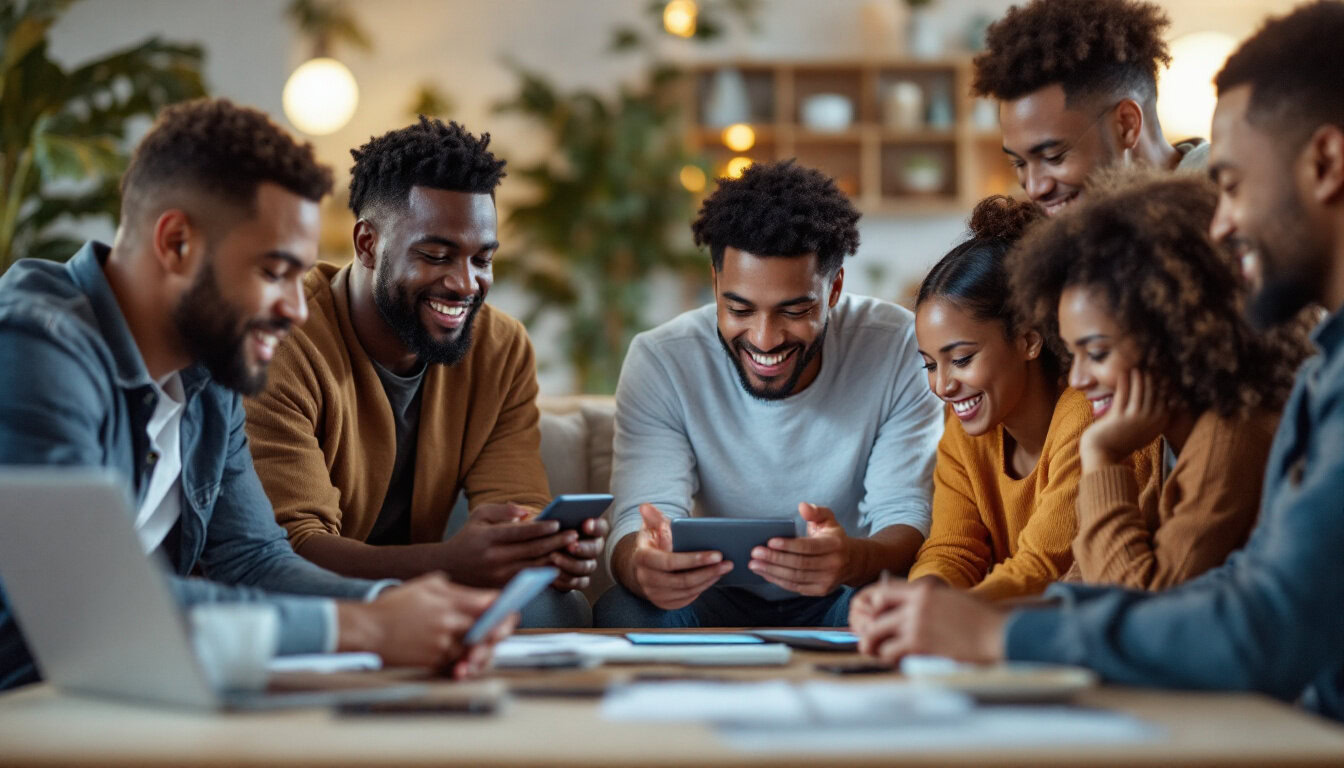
[469,303,533,364]
[831,294,916,337]
[277,263,349,381]
[0,260,113,385]
[631,304,717,354]
[1046,388,1095,444]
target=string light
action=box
[679,165,707,193]
[725,156,753,179]
[721,123,756,152]
[663,0,697,38]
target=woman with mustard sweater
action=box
[905,196,1161,601]
[1008,169,1313,590]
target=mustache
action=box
[246,318,292,335]
[733,339,799,356]
[421,290,480,305]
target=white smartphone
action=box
[463,566,558,645]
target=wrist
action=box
[335,601,384,655]
[1079,440,1122,472]
[979,608,1009,662]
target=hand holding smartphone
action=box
[463,566,559,645]
[535,493,613,532]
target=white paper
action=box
[601,680,971,725]
[719,707,1161,752]
[494,634,790,667]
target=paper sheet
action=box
[266,652,382,674]
[626,633,764,645]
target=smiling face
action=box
[1000,85,1125,217]
[915,297,1037,436]
[713,246,842,401]
[172,182,319,394]
[1209,84,1330,328]
[1058,285,1143,418]
[365,186,497,366]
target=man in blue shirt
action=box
[850,1,1344,721]
[0,98,510,691]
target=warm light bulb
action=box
[725,156,753,179]
[1157,32,1237,142]
[663,0,697,38]
[679,165,707,193]
[721,123,756,152]
[282,57,359,136]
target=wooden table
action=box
[2,630,1343,767]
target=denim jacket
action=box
[1007,310,1344,721]
[0,243,384,690]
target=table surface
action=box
[2,629,1343,768]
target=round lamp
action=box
[725,156,753,179]
[1157,31,1237,142]
[721,123,756,152]
[282,57,359,136]
[663,0,697,38]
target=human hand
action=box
[630,503,732,610]
[336,573,500,677]
[441,503,577,588]
[853,579,1007,665]
[747,502,852,596]
[1079,369,1168,471]
[549,516,610,592]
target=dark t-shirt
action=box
[366,360,427,545]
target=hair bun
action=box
[968,195,1041,243]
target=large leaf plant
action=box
[1,0,206,273]
[493,0,758,394]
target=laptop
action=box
[0,467,428,710]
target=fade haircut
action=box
[1215,0,1344,157]
[691,160,861,276]
[348,117,507,218]
[972,0,1171,109]
[120,98,332,228]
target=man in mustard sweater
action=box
[244,118,600,626]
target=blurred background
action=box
[5,0,1300,394]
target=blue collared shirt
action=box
[0,243,386,691]
[1007,309,1344,721]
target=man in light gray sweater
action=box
[595,161,943,628]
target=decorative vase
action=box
[704,67,750,128]
[907,7,943,60]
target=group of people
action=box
[0,0,1341,726]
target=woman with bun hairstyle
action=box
[900,197,1161,600]
[1009,169,1312,590]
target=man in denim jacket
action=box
[850,2,1344,722]
[0,99,509,691]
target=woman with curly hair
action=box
[1009,168,1313,590]
[897,197,1161,601]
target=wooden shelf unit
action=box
[685,59,1016,215]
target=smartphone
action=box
[814,662,896,676]
[463,566,558,645]
[535,493,613,532]
[336,695,499,716]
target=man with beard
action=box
[0,99,511,691]
[973,0,1208,217]
[593,160,942,628]
[851,0,1344,722]
[244,118,595,626]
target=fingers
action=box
[550,550,598,577]
[566,536,605,559]
[760,535,842,557]
[493,531,576,564]
[471,502,532,524]
[1110,367,1131,417]
[641,560,731,594]
[797,502,836,525]
[489,519,565,544]
[582,517,611,538]
[552,574,591,592]
[636,547,721,573]
[748,560,827,594]
[1138,370,1156,415]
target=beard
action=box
[1243,192,1326,331]
[717,322,827,402]
[172,258,288,396]
[373,257,482,366]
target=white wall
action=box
[48,0,1303,392]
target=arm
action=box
[967,416,1084,601]
[606,337,700,593]
[908,424,993,587]
[1006,406,1344,701]
[1074,421,1267,590]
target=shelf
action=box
[878,129,957,143]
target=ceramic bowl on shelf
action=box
[801,93,854,133]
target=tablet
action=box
[463,566,558,645]
[670,518,799,587]
[536,494,614,531]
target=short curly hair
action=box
[692,160,861,275]
[1007,168,1312,418]
[121,98,332,218]
[348,117,506,217]
[1215,1,1344,156]
[973,0,1171,107]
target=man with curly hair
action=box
[852,1,1344,722]
[594,161,943,627]
[244,118,594,627]
[974,0,1207,216]
[0,99,511,691]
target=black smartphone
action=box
[336,696,499,716]
[814,662,896,675]
[535,493,613,531]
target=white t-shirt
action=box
[607,294,943,597]
[133,373,185,554]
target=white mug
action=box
[189,603,279,692]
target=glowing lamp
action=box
[679,165,707,193]
[1157,32,1237,142]
[663,0,697,38]
[721,123,756,152]
[282,57,359,136]
[725,156,753,179]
